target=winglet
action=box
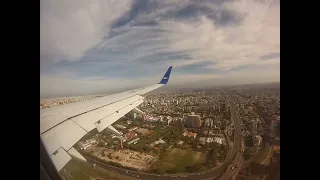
[158,66,172,85]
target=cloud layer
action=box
[40,0,280,98]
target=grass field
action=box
[153,148,206,173]
[252,145,272,163]
[61,159,136,180]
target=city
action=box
[40,83,280,180]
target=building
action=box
[185,115,202,128]
[115,136,126,142]
[214,137,224,144]
[78,138,97,150]
[241,139,245,152]
[125,131,137,141]
[251,120,259,134]
[183,131,197,138]
[243,106,254,114]
[253,135,262,147]
[270,117,280,133]
[199,137,206,144]
[252,120,258,129]
[206,137,214,143]
[177,141,184,145]
[128,126,138,132]
[135,128,149,134]
[208,130,215,136]
[126,120,132,124]
[86,138,97,144]
[127,138,140,145]
[133,113,137,119]
[144,115,158,122]
[220,103,226,112]
[115,124,127,129]
[151,139,166,146]
[199,137,217,144]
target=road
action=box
[219,90,243,180]
[81,90,242,180]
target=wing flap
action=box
[105,125,122,135]
[72,95,144,132]
[94,97,143,132]
[50,147,72,172]
[67,147,87,162]
[41,120,87,155]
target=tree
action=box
[97,142,104,147]
[243,151,251,160]
[191,141,198,149]
[107,152,112,159]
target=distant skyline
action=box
[41,0,280,98]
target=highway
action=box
[219,90,243,180]
[81,90,242,180]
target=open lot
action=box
[61,158,136,180]
[89,147,156,170]
[152,148,206,173]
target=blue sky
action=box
[40,0,280,97]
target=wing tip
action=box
[158,66,173,85]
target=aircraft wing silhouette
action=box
[40,66,173,172]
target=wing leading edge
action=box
[40,66,173,173]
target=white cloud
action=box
[40,0,280,97]
[95,0,280,70]
[41,0,133,62]
[157,0,279,69]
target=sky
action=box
[40,0,280,98]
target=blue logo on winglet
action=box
[159,66,172,85]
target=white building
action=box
[214,137,224,144]
[199,137,206,144]
[127,138,140,145]
[177,141,184,145]
[78,138,97,150]
[206,137,214,143]
[253,135,262,147]
[151,139,166,146]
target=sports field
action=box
[61,159,136,180]
[253,146,272,164]
[153,148,206,173]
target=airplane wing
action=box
[40,66,172,172]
